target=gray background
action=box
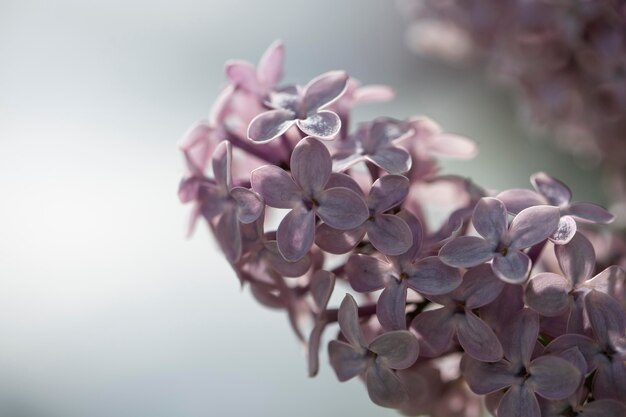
[0,1,605,416]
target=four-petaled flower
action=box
[439,197,560,284]
[247,71,348,142]
[251,137,368,261]
[328,294,419,408]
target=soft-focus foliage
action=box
[178,42,626,416]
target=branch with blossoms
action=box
[178,42,626,417]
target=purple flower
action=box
[497,172,615,244]
[333,118,413,174]
[346,213,461,330]
[247,71,348,143]
[461,309,582,417]
[307,269,335,377]
[315,174,413,256]
[225,40,284,98]
[439,197,560,284]
[250,137,368,261]
[328,294,419,408]
[410,264,504,361]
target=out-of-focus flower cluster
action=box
[178,42,626,417]
[399,0,626,203]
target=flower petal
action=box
[211,140,231,190]
[325,172,364,195]
[310,269,335,311]
[410,306,456,357]
[250,165,301,208]
[524,273,572,317]
[427,133,478,159]
[405,256,462,295]
[528,355,581,400]
[377,279,408,331]
[438,236,495,268]
[352,84,395,104]
[257,40,284,89]
[460,354,515,395]
[454,264,505,309]
[263,241,311,277]
[456,310,504,362]
[247,109,296,143]
[328,340,367,381]
[531,172,572,207]
[338,294,367,348]
[472,197,508,244]
[502,308,539,367]
[508,205,560,250]
[496,189,547,214]
[302,70,348,114]
[497,384,541,417]
[555,232,595,285]
[276,207,316,261]
[290,136,331,194]
[308,320,325,377]
[585,290,626,348]
[366,361,409,408]
[592,361,626,402]
[369,330,419,370]
[346,254,390,292]
[296,111,341,139]
[367,214,413,256]
[367,147,412,174]
[225,59,259,94]
[317,187,368,230]
[215,210,242,263]
[492,251,531,284]
[368,175,409,213]
[566,202,615,224]
[578,400,626,417]
[230,187,263,224]
[315,223,364,254]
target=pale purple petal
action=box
[528,355,581,400]
[247,109,296,143]
[310,270,335,311]
[317,187,368,230]
[366,362,408,408]
[460,355,515,394]
[497,384,541,417]
[198,183,226,219]
[211,140,231,190]
[492,251,531,284]
[578,400,626,417]
[455,264,505,309]
[276,207,316,261]
[456,310,504,362]
[545,334,599,372]
[524,273,573,317]
[497,189,547,214]
[250,165,301,208]
[367,147,412,174]
[585,290,626,347]
[367,214,413,256]
[553,346,587,376]
[585,265,626,295]
[377,279,408,330]
[438,236,496,268]
[550,215,577,245]
[427,133,478,159]
[555,232,595,285]
[328,340,367,381]
[308,321,324,377]
[472,197,508,244]
[332,153,365,173]
[346,254,390,292]
[263,242,311,277]
[410,306,455,357]
[338,294,367,348]
[508,205,560,250]
[302,70,348,114]
[266,85,300,112]
[315,223,365,254]
[395,211,424,264]
[531,172,572,207]
[502,309,539,367]
[368,175,409,213]
[290,136,331,194]
[257,40,283,89]
[325,172,363,195]
[230,187,263,223]
[353,84,395,104]
[225,60,259,94]
[296,111,341,139]
[405,256,462,295]
[566,202,615,224]
[369,330,419,369]
[593,361,626,402]
[215,210,241,263]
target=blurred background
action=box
[0,1,608,416]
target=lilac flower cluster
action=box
[399,0,626,203]
[178,42,626,417]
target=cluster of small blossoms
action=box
[399,0,626,201]
[178,42,626,417]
